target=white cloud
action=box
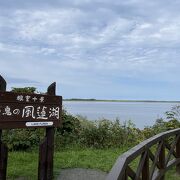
[1,0,180,99]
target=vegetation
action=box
[7,148,180,179]
[3,108,180,151]
[7,148,127,179]
[4,87,180,179]
[4,105,180,179]
[11,87,37,94]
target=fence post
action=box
[122,170,128,180]
[142,150,149,180]
[159,141,165,180]
[176,134,180,175]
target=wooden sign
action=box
[0,91,62,129]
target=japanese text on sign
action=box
[0,105,60,120]
[0,92,62,128]
[16,95,45,103]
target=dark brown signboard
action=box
[0,91,62,128]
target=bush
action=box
[2,103,180,151]
[55,109,81,149]
[2,129,44,151]
[75,117,142,148]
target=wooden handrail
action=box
[106,128,180,180]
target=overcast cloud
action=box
[0,0,180,100]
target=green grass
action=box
[7,151,38,179]
[166,168,180,180]
[7,147,180,180]
[7,147,127,179]
[54,147,128,173]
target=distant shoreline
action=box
[63,99,180,103]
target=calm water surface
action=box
[63,101,179,129]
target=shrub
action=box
[2,129,44,151]
[77,117,141,148]
[55,110,81,149]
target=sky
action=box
[1,0,180,100]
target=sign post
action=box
[0,75,62,180]
[38,82,58,180]
[0,75,8,180]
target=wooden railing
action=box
[106,128,180,180]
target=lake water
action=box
[63,101,179,129]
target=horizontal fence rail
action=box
[106,128,180,180]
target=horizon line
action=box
[63,98,180,103]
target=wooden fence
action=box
[106,128,180,180]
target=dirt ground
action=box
[57,168,107,180]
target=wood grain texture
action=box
[38,82,56,180]
[106,128,180,180]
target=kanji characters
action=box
[49,107,60,119]
[22,106,35,119]
[39,97,45,103]
[0,104,60,120]
[32,97,38,102]
[37,106,48,119]
[1,107,21,116]
[17,95,24,101]
[3,106,12,116]
[25,95,31,102]
[16,95,46,103]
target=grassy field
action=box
[7,147,127,179]
[7,147,180,180]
